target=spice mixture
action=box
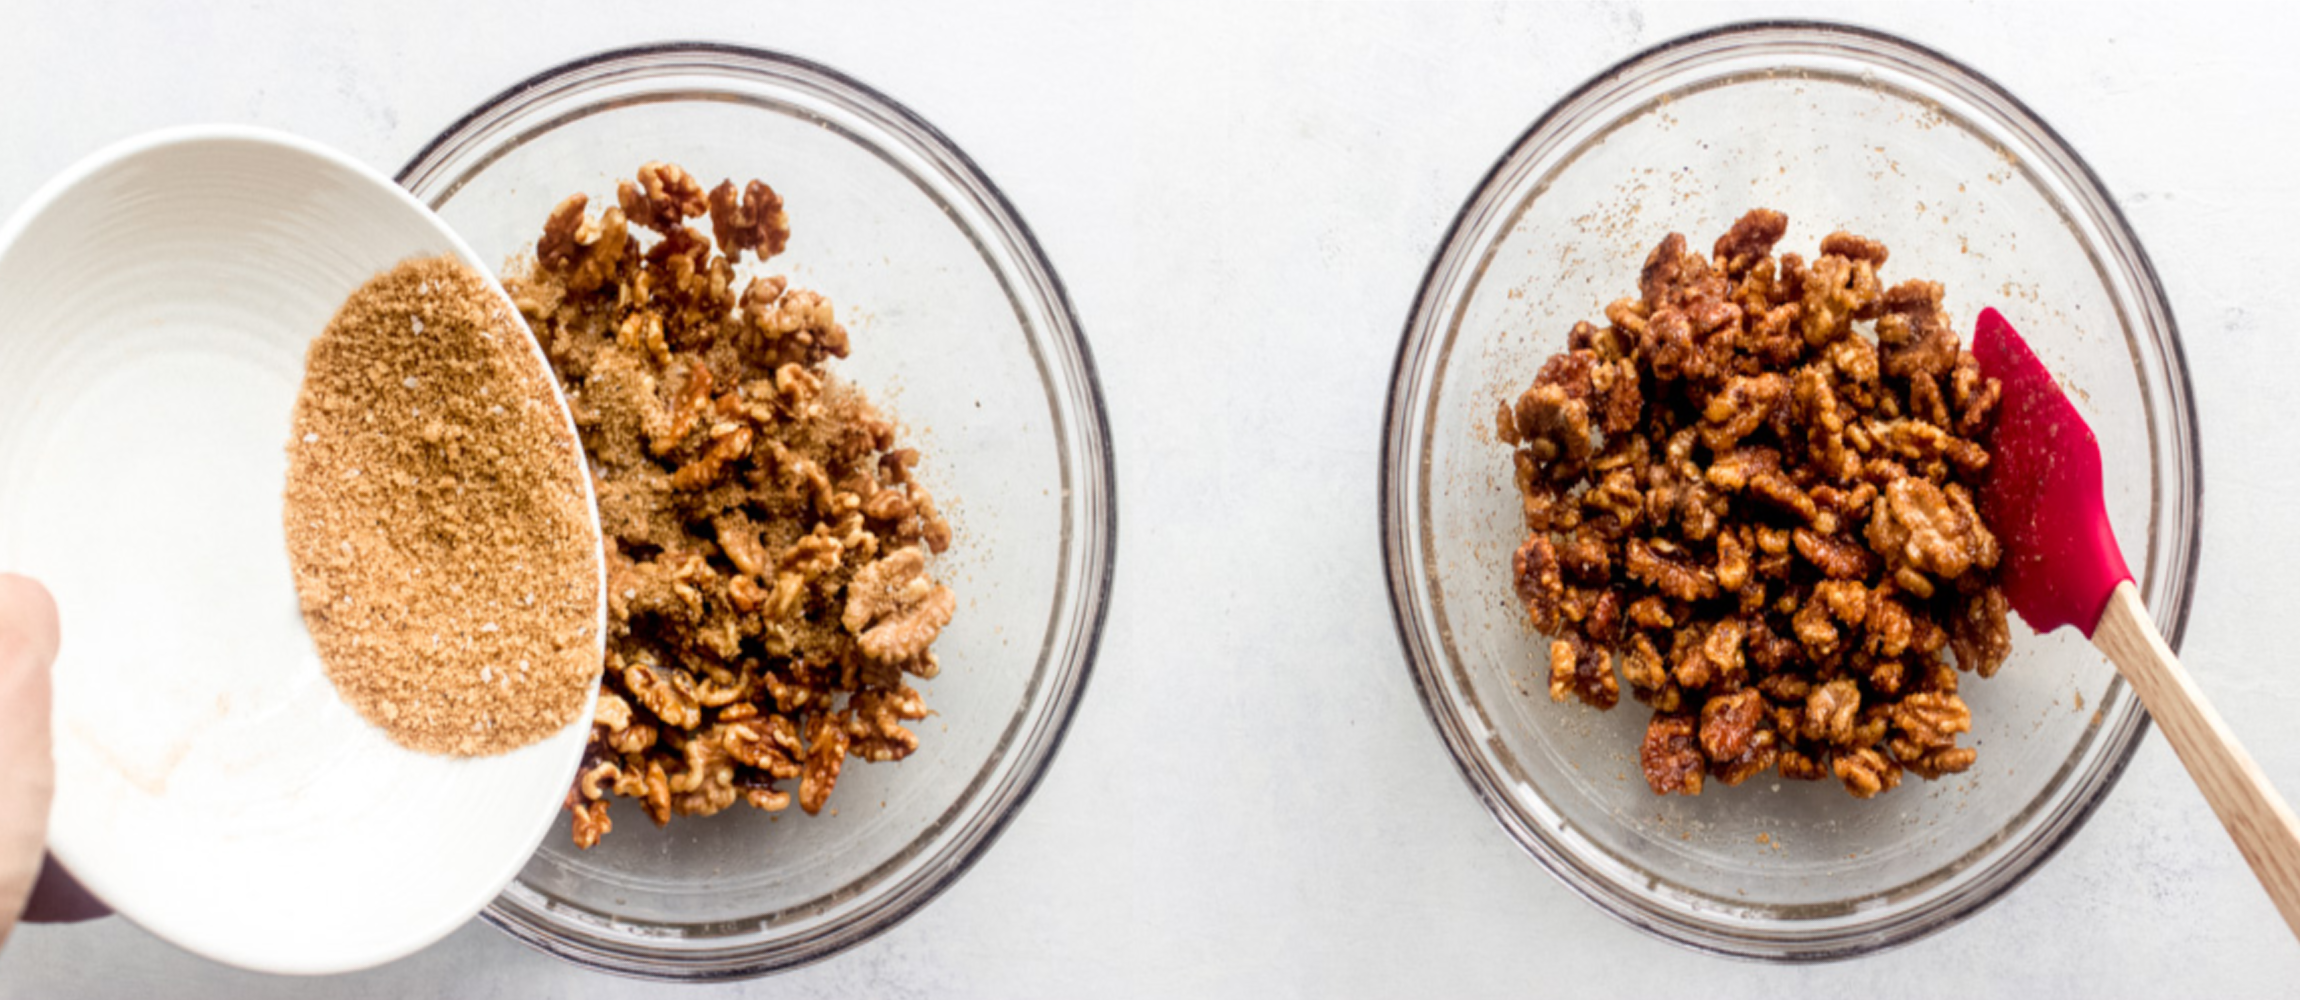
[1500,209,2013,799]
[285,256,603,757]
[504,163,955,847]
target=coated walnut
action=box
[1951,584,2013,678]
[1548,636,1620,709]
[1833,746,1903,799]
[1640,713,1705,796]
[1504,209,2009,801]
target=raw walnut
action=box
[1501,209,2007,802]
[843,547,956,664]
[708,179,791,259]
[514,163,959,845]
[536,194,631,294]
[619,161,709,232]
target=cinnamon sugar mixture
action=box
[284,256,602,757]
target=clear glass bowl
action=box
[1382,22,2200,961]
[398,45,1115,980]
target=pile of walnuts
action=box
[1500,209,2013,799]
[509,163,955,846]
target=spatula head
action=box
[1972,307,2133,637]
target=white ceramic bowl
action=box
[0,126,607,974]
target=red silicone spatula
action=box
[1975,307,2300,938]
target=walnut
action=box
[1626,595,1675,631]
[843,547,957,663]
[1803,678,1861,745]
[1792,527,1878,580]
[798,713,849,815]
[1817,231,1890,268]
[623,656,702,730]
[1791,599,1840,657]
[707,179,791,259]
[574,755,620,801]
[1700,374,1787,452]
[1777,747,1829,781]
[618,162,709,232]
[1800,253,1881,346]
[1700,619,1747,686]
[1833,746,1902,799]
[607,719,657,755]
[1714,528,1752,592]
[1902,745,1979,780]
[1512,383,1596,465]
[1748,470,1821,525]
[673,421,757,492]
[1548,636,1620,709]
[1865,593,1916,657]
[640,757,674,825]
[861,486,915,523]
[1626,539,1719,601]
[594,691,634,733]
[743,286,851,366]
[1699,689,1767,762]
[1813,579,1869,626]
[1640,714,1706,796]
[1889,691,1972,751]
[1952,585,2013,677]
[566,791,613,849]
[846,685,929,762]
[1868,477,1997,579]
[536,194,631,293]
[1713,208,1788,276]
[666,730,741,818]
[1621,633,1669,697]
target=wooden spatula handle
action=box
[2093,581,2300,939]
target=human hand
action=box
[0,574,58,945]
[0,573,101,945]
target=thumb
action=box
[0,574,59,945]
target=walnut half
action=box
[843,547,956,663]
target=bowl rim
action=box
[1380,18,2200,962]
[397,41,1118,981]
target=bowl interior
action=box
[1396,29,2191,956]
[407,53,1102,973]
[0,129,601,974]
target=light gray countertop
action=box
[3,2,2295,996]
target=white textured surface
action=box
[1,2,2295,996]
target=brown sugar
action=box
[284,255,603,757]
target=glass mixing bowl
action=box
[398,44,1115,980]
[1382,22,2200,960]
